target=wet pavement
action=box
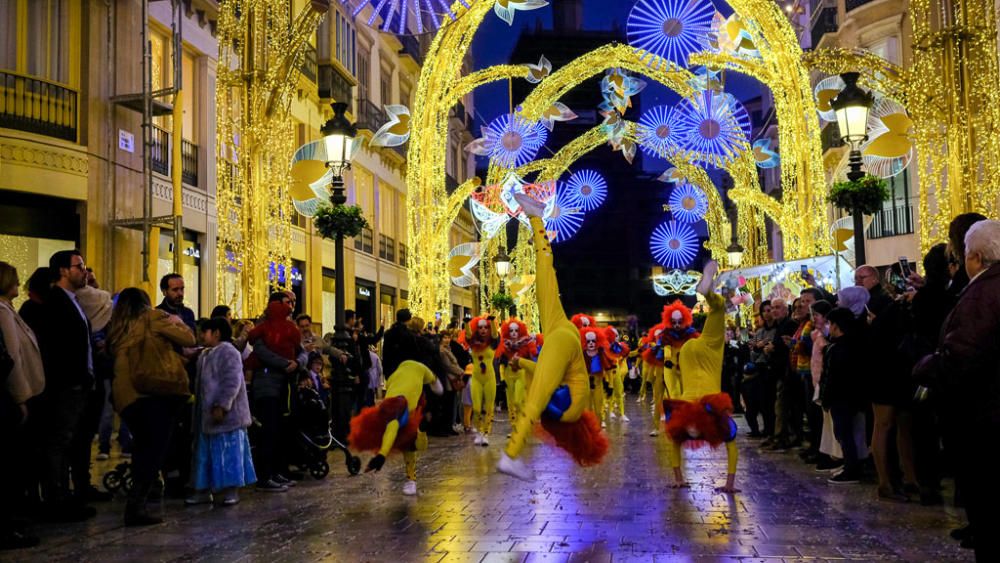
[6,399,971,562]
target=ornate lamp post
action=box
[831,72,875,265]
[320,102,357,328]
[725,200,745,269]
[493,246,513,318]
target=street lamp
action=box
[830,72,875,265]
[726,241,745,269]
[493,246,512,279]
[321,102,357,328]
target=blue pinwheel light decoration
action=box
[544,184,585,243]
[637,104,684,159]
[650,220,699,269]
[668,183,708,223]
[563,169,608,212]
[341,0,470,35]
[627,0,716,70]
[479,113,548,169]
[675,90,752,168]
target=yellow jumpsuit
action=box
[502,363,528,427]
[586,353,607,426]
[608,356,627,418]
[467,326,499,437]
[665,292,738,475]
[377,360,437,481]
[504,217,590,460]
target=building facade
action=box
[0,0,479,331]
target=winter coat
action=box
[820,332,867,410]
[197,341,252,434]
[112,308,196,412]
[914,263,1000,427]
[0,299,45,404]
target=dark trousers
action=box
[30,385,87,504]
[760,370,777,436]
[802,375,823,452]
[253,397,283,481]
[67,385,104,493]
[831,406,861,474]
[740,377,762,434]
[958,427,1000,562]
[911,400,941,491]
[428,390,456,434]
[331,390,353,445]
[0,392,26,524]
[120,396,182,506]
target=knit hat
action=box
[836,286,870,317]
[76,285,113,332]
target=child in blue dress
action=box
[187,317,256,506]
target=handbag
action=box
[130,314,190,396]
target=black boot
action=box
[124,501,162,527]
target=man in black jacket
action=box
[382,308,420,377]
[23,250,96,522]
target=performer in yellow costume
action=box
[581,326,613,428]
[662,261,740,494]
[348,360,443,496]
[466,315,499,446]
[640,324,668,436]
[604,327,630,422]
[496,318,538,430]
[497,193,608,481]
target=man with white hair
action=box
[915,219,1000,561]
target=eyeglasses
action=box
[69,263,87,271]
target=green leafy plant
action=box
[827,175,890,215]
[313,204,369,240]
[490,292,515,312]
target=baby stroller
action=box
[290,385,361,478]
[102,461,133,494]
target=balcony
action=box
[820,122,845,152]
[318,63,353,105]
[151,125,170,176]
[867,205,914,239]
[355,98,387,133]
[846,0,878,11]
[150,125,199,186]
[0,70,78,142]
[181,139,199,186]
[810,6,838,49]
[398,35,423,64]
[300,44,318,83]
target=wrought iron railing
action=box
[867,205,914,239]
[301,44,318,83]
[181,139,199,186]
[846,0,878,12]
[399,35,423,64]
[810,6,838,48]
[0,70,78,142]
[820,122,844,152]
[355,98,387,132]
[151,125,170,175]
[318,63,353,105]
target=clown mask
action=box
[476,319,489,338]
[508,322,520,340]
[585,331,598,353]
[670,310,684,330]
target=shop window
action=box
[321,268,336,335]
[0,233,75,310]
[156,231,202,317]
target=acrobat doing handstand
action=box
[497,193,609,481]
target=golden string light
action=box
[215,0,326,316]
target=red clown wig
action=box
[466,315,494,351]
[662,393,736,449]
[579,326,609,350]
[640,323,667,365]
[497,318,537,360]
[661,300,694,329]
[570,313,597,330]
[538,411,609,466]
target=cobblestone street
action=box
[5,401,970,563]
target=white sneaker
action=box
[621,414,630,422]
[601,421,607,429]
[649,429,659,436]
[497,452,536,481]
[635,397,643,403]
[402,480,417,496]
[660,415,666,422]
[473,432,483,445]
[609,412,617,420]
[480,434,490,446]
[96,452,110,461]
